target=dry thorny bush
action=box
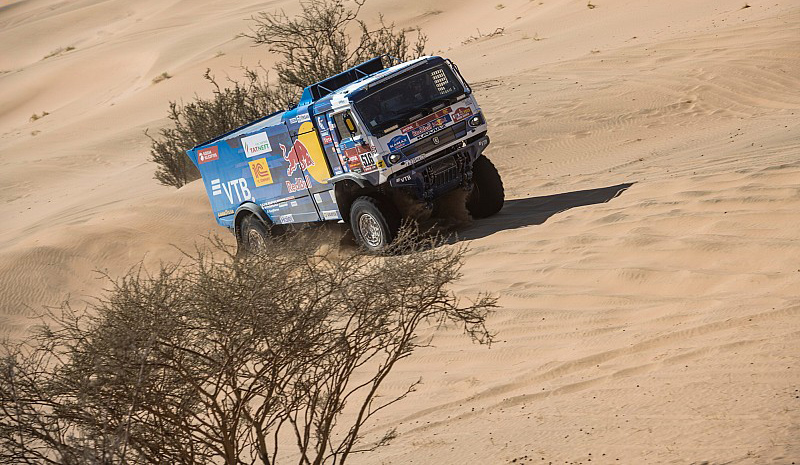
[150,0,427,188]
[0,227,495,464]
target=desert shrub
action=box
[151,72,172,84]
[29,111,49,122]
[149,0,426,188]
[243,0,427,89]
[42,46,75,60]
[0,228,495,464]
[148,68,294,188]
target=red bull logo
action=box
[280,140,316,176]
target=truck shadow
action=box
[454,182,635,241]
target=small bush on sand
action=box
[152,72,172,84]
[0,227,494,464]
[42,46,75,60]
[29,111,49,122]
[149,0,426,188]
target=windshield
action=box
[354,63,465,135]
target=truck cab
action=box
[187,56,503,252]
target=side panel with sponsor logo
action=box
[194,122,321,228]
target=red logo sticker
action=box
[198,146,219,164]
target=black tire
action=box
[349,196,401,252]
[466,155,504,218]
[240,215,270,255]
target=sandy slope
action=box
[1,0,799,463]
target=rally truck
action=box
[187,55,503,252]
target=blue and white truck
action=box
[187,55,503,252]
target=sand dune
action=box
[1,0,799,462]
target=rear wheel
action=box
[466,155,504,218]
[240,215,270,255]
[349,196,400,252]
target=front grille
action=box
[433,164,459,186]
[400,122,468,158]
[423,155,461,194]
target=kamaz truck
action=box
[187,55,503,252]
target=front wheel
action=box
[240,215,270,255]
[349,196,400,252]
[466,155,504,218]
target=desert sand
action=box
[1,0,799,463]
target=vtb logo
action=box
[211,178,252,204]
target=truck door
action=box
[286,121,340,221]
[328,110,378,175]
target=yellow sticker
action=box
[297,122,332,183]
[376,159,386,169]
[249,158,273,186]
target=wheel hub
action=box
[358,213,383,248]
[247,229,267,254]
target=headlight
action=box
[468,114,484,127]
[388,152,402,164]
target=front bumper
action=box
[388,135,490,201]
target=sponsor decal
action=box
[333,166,343,175]
[401,153,428,167]
[279,214,294,224]
[248,158,274,187]
[198,146,219,164]
[217,209,234,218]
[296,122,333,183]
[281,140,316,176]
[408,114,452,139]
[241,132,272,158]
[343,145,371,173]
[212,178,252,204]
[322,134,333,145]
[396,174,412,184]
[285,176,311,193]
[451,106,474,123]
[432,136,440,145]
[289,113,311,124]
[387,134,411,151]
[401,108,452,134]
[322,210,339,220]
[376,159,387,169]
